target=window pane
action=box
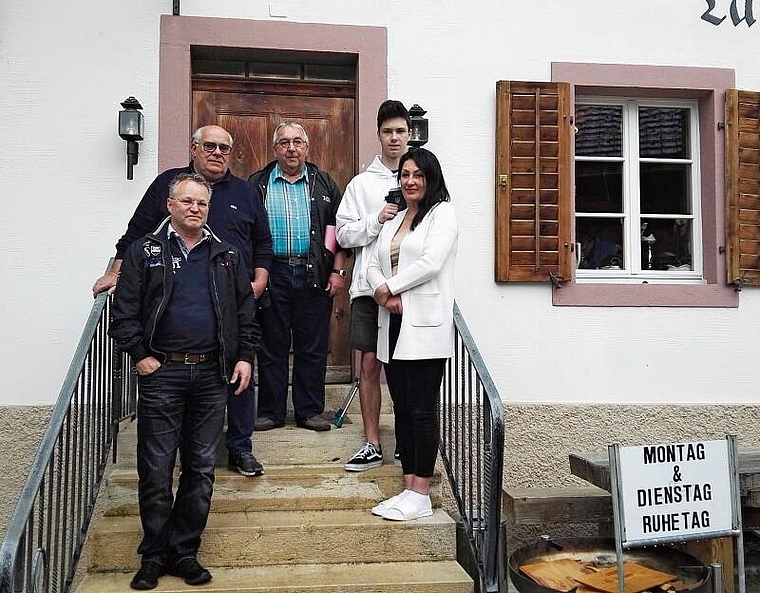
[575,162,623,213]
[575,105,623,157]
[640,163,692,215]
[576,218,624,269]
[639,107,690,159]
[640,218,693,270]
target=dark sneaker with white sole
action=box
[228,452,264,477]
[394,444,401,467]
[345,442,383,472]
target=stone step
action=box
[103,464,441,516]
[115,412,400,469]
[87,509,458,571]
[272,381,394,417]
[76,560,474,592]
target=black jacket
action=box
[248,161,342,290]
[109,217,260,383]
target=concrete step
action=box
[87,509,458,571]
[115,412,400,469]
[77,560,474,592]
[103,464,441,516]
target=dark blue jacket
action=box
[115,164,273,279]
[109,218,260,384]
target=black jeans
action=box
[257,260,332,423]
[226,382,256,454]
[136,360,227,565]
[383,314,445,478]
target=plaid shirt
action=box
[266,164,311,258]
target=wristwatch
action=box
[332,268,347,278]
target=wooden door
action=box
[193,88,355,383]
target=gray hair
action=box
[168,172,213,199]
[273,121,309,145]
[191,126,233,146]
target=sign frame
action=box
[608,435,745,593]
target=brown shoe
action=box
[297,415,331,431]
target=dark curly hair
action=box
[397,148,450,230]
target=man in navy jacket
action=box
[94,125,272,478]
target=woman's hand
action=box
[373,283,392,307]
[385,294,403,315]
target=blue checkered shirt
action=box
[266,164,310,258]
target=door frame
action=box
[158,14,386,174]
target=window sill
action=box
[552,282,738,307]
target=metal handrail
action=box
[439,302,506,592]
[0,290,137,593]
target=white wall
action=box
[2,0,759,406]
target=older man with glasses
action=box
[93,125,273,479]
[248,122,346,432]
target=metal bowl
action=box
[509,536,710,593]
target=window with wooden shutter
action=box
[495,81,573,282]
[725,89,760,287]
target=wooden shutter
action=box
[495,81,572,282]
[726,89,760,287]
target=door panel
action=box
[193,89,355,383]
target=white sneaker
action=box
[383,491,433,521]
[371,490,408,517]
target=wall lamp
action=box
[118,96,144,180]
[408,104,429,148]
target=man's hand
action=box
[230,361,252,395]
[251,280,267,300]
[136,356,161,376]
[92,271,119,297]
[378,203,399,224]
[327,272,346,297]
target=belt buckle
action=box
[288,256,300,266]
[184,353,196,365]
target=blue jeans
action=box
[257,261,332,423]
[136,360,227,565]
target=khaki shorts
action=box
[349,296,379,352]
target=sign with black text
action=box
[617,439,734,545]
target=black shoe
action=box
[297,415,331,431]
[130,561,164,590]
[394,444,402,467]
[345,442,383,472]
[254,417,285,431]
[228,451,264,477]
[167,557,212,586]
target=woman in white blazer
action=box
[366,148,458,521]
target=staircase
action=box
[75,385,474,592]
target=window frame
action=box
[549,62,737,307]
[574,96,704,284]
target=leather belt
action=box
[275,256,308,266]
[165,350,217,364]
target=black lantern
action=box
[408,104,429,148]
[118,96,144,180]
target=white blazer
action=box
[367,201,458,363]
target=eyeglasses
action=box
[197,141,232,155]
[275,138,306,149]
[171,197,210,209]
